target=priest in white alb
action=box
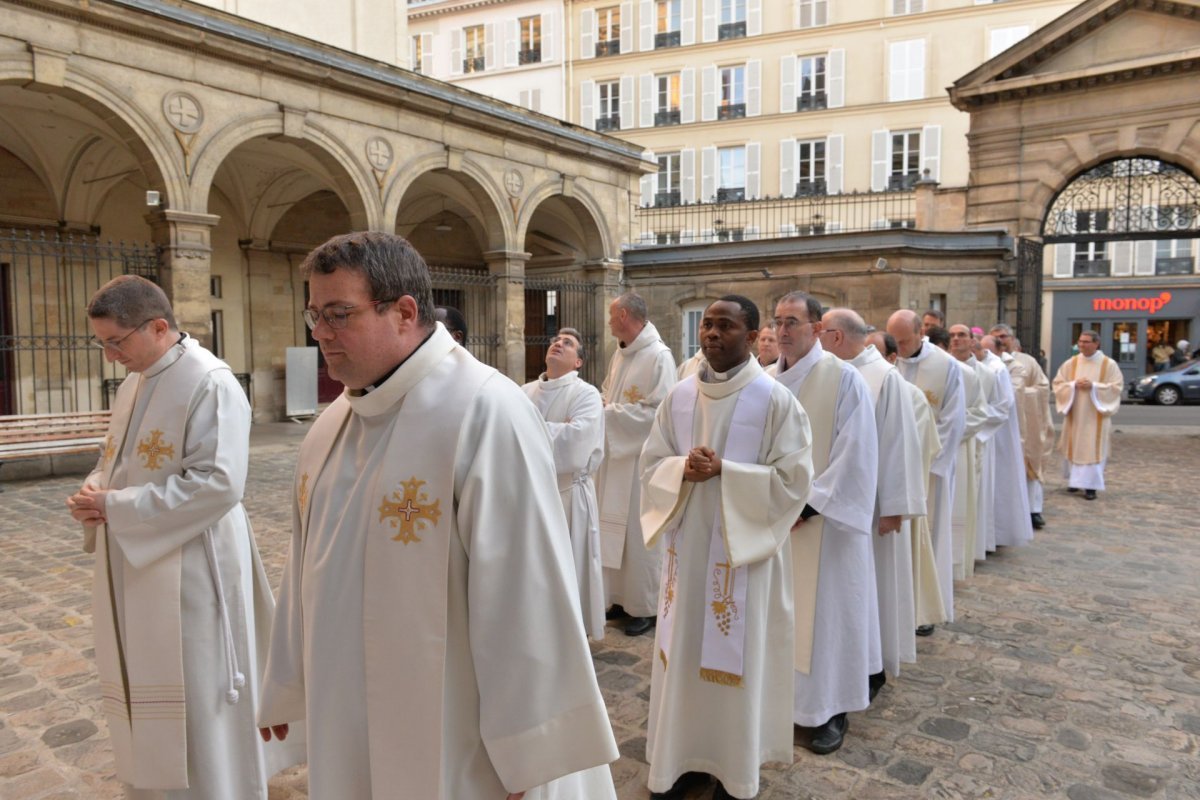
[769,292,878,756]
[966,336,1002,563]
[888,310,965,632]
[597,292,677,637]
[824,310,924,693]
[522,327,606,640]
[945,325,994,579]
[640,295,812,800]
[1053,330,1123,500]
[66,275,302,798]
[980,335,1034,547]
[257,233,618,800]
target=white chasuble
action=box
[983,352,1033,547]
[640,357,811,798]
[677,349,706,380]
[596,321,677,616]
[904,383,947,628]
[951,359,985,581]
[897,339,965,622]
[850,346,924,675]
[522,371,607,640]
[1054,352,1123,492]
[769,342,880,726]
[259,325,618,799]
[1010,351,1056,485]
[87,336,300,796]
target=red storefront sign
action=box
[1092,292,1172,314]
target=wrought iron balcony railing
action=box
[717,103,746,121]
[718,21,746,40]
[654,109,681,127]
[595,39,621,57]
[655,30,682,49]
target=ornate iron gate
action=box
[523,275,601,385]
[1015,237,1045,357]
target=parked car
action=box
[1127,359,1200,405]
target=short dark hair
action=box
[777,291,823,323]
[927,326,951,349]
[558,326,585,361]
[924,308,946,325]
[878,332,898,357]
[300,231,435,327]
[87,275,177,330]
[436,305,468,339]
[1079,330,1100,344]
[715,294,759,332]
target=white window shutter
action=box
[640,172,655,207]
[702,0,717,43]
[701,145,717,202]
[620,2,634,52]
[816,0,828,25]
[921,124,941,182]
[681,67,696,123]
[701,65,717,121]
[620,75,635,129]
[747,142,761,199]
[746,60,761,117]
[827,133,844,194]
[682,0,697,45]
[519,89,530,107]
[531,89,542,111]
[504,20,518,68]
[543,10,558,62]
[888,41,903,101]
[421,34,433,74]
[748,0,762,36]
[780,55,796,114]
[1134,241,1156,276]
[910,39,926,100]
[1111,242,1133,277]
[828,48,845,108]
[1053,244,1073,278]
[451,29,463,75]
[640,73,654,126]
[581,80,595,128]
[871,129,889,192]
[640,0,654,51]
[485,23,497,70]
[780,138,797,198]
[581,9,596,59]
[681,148,697,203]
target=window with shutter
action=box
[796,139,827,196]
[718,65,746,120]
[655,73,682,126]
[796,55,827,111]
[718,145,746,202]
[797,0,827,28]
[656,152,682,206]
[889,130,921,190]
[596,81,621,131]
[463,25,486,74]
[519,16,542,64]
[718,0,747,39]
[656,0,683,48]
[597,6,622,56]
[888,39,924,102]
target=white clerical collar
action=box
[1000,351,1015,363]
[700,357,750,384]
[347,323,456,418]
[697,356,761,399]
[776,339,825,385]
[143,332,192,378]
[901,336,933,364]
[621,321,660,354]
[539,370,578,389]
[1082,351,1102,361]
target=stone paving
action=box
[2,427,1198,799]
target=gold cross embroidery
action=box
[298,473,309,516]
[663,537,679,618]
[623,384,645,404]
[102,435,116,465]
[710,558,739,636]
[379,477,442,544]
[924,389,939,408]
[136,430,175,470]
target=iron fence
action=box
[631,189,916,247]
[524,275,602,386]
[428,265,501,369]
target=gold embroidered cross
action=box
[298,473,309,516]
[379,477,442,544]
[924,389,939,408]
[102,435,116,465]
[711,558,738,636]
[663,539,679,617]
[623,384,645,403]
[136,429,175,470]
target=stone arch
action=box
[392,160,510,257]
[517,180,613,264]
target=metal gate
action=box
[428,265,501,368]
[1015,237,1045,357]
[0,229,159,415]
[523,276,601,385]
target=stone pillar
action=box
[241,239,297,422]
[914,173,940,230]
[145,210,220,348]
[483,249,530,382]
[585,258,623,369]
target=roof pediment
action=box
[950,0,1200,109]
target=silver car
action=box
[1128,359,1200,405]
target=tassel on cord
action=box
[202,531,245,705]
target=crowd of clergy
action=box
[69,232,1124,800]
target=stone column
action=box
[483,249,530,382]
[914,172,940,230]
[241,239,298,422]
[145,210,220,349]
[585,257,623,370]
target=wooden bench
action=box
[0,410,112,486]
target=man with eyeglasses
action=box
[65,275,302,797]
[258,232,618,799]
[767,292,878,756]
[521,328,607,641]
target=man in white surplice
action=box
[822,309,924,697]
[640,296,812,800]
[888,310,965,634]
[944,325,993,580]
[522,327,606,640]
[257,233,617,800]
[981,335,1034,548]
[597,292,677,637]
[769,292,878,756]
[67,275,302,798]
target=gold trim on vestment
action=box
[699,667,744,687]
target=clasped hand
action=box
[66,484,110,528]
[683,446,721,482]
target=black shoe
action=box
[624,616,657,637]
[605,604,626,621]
[1084,489,1097,500]
[808,713,848,755]
[1067,487,1079,493]
[649,772,713,800]
[712,781,738,800]
[868,670,887,702]
[916,624,935,637]
[1031,513,1045,529]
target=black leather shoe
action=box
[916,624,935,637]
[808,713,848,755]
[868,670,887,702]
[605,604,626,621]
[1067,487,1079,493]
[649,772,713,800]
[1031,513,1045,529]
[624,616,657,637]
[1084,489,1097,500]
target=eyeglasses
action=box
[818,328,842,337]
[302,300,390,331]
[89,319,153,352]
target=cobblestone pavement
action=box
[2,428,1198,799]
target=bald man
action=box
[886,310,965,632]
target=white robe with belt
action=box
[983,351,1033,547]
